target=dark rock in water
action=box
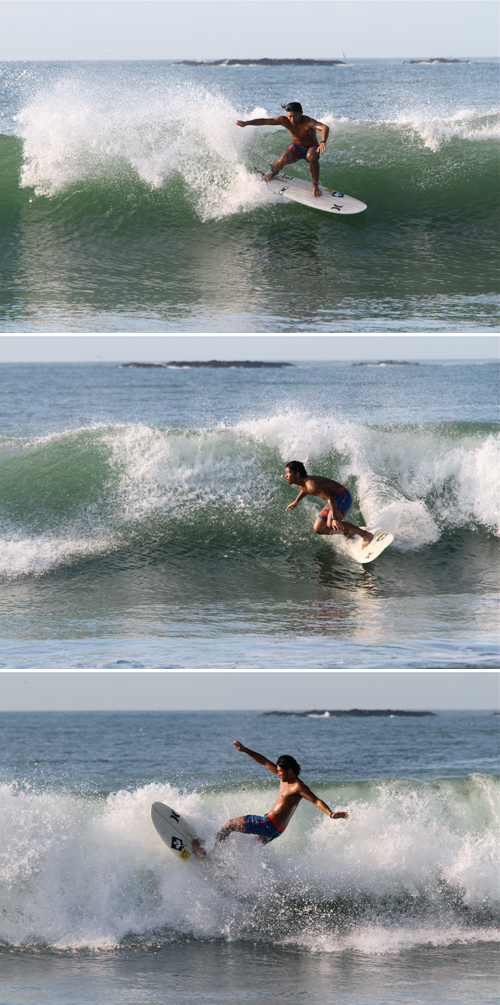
[261,709,436,717]
[352,360,420,366]
[119,360,294,369]
[403,58,471,64]
[174,58,345,66]
[168,360,294,368]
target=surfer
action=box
[285,461,373,548]
[192,742,348,858]
[235,102,329,197]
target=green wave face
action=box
[1,113,498,228]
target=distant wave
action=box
[1,774,498,951]
[0,417,498,577]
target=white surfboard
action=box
[343,526,394,564]
[151,801,202,866]
[263,171,367,214]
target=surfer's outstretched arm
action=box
[235,117,285,128]
[232,740,278,775]
[297,780,349,819]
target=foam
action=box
[399,108,500,152]
[16,77,274,218]
[237,413,500,542]
[0,775,498,951]
[0,530,115,578]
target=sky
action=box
[1,335,498,363]
[0,671,498,711]
[0,0,498,62]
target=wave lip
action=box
[396,107,500,152]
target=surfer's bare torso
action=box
[285,465,373,547]
[192,741,348,858]
[236,106,329,197]
[266,773,308,829]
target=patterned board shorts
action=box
[317,487,353,521]
[241,814,285,843]
[287,142,321,161]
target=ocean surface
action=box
[0,358,498,669]
[0,709,498,1005]
[0,58,498,332]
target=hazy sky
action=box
[1,1,498,61]
[1,335,498,362]
[1,671,498,711]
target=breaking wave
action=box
[0,417,498,578]
[0,773,498,951]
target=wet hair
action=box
[277,755,301,776]
[285,460,307,477]
[281,102,303,114]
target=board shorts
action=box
[287,142,320,162]
[318,487,352,522]
[241,814,285,844]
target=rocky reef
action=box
[404,58,471,64]
[174,58,345,66]
[261,709,436,717]
[352,360,420,366]
[119,360,294,369]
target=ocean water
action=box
[0,709,498,1004]
[0,358,498,669]
[0,58,498,332]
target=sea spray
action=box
[10,70,499,221]
[1,774,498,950]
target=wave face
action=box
[0,772,498,952]
[0,60,498,331]
[0,417,498,579]
[3,71,498,224]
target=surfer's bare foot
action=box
[362,532,373,549]
[312,184,322,197]
[263,171,275,182]
[192,838,206,860]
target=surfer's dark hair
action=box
[277,755,300,775]
[285,460,307,477]
[282,102,303,114]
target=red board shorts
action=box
[318,487,353,521]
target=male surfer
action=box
[192,741,348,858]
[285,461,373,548]
[235,102,329,197]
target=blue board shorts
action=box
[241,814,285,844]
[318,487,352,521]
[287,142,320,162]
